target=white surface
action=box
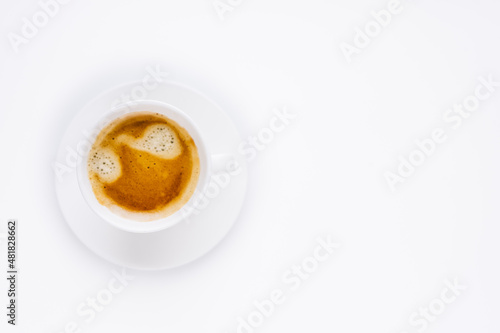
[0,0,499,332]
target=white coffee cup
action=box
[76,100,231,234]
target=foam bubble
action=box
[88,148,121,183]
[120,124,182,159]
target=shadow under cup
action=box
[76,100,211,234]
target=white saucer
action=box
[54,81,247,270]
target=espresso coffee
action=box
[87,111,200,221]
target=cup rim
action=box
[76,100,211,234]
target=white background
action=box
[1,0,500,332]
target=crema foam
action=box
[87,112,200,222]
